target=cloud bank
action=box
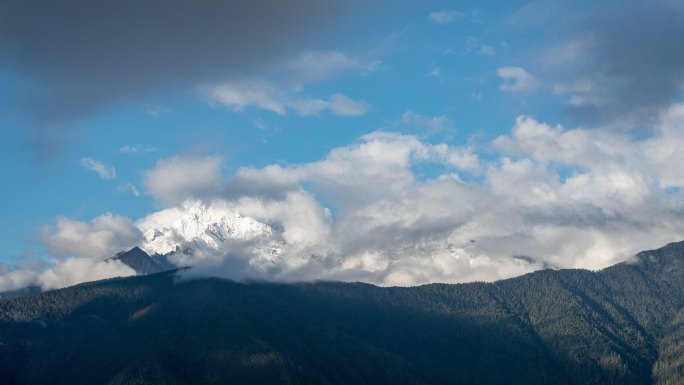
[41,213,143,260]
[7,108,684,290]
[37,258,136,291]
[144,105,684,284]
[0,214,142,291]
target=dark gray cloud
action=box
[556,0,684,126]
[0,0,364,157]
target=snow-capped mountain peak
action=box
[138,201,283,262]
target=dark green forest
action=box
[4,241,684,384]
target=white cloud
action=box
[3,215,141,291]
[643,104,684,188]
[41,213,143,260]
[289,98,330,116]
[202,49,376,117]
[37,258,136,290]
[401,111,448,133]
[429,10,464,24]
[143,155,224,205]
[205,81,369,117]
[285,50,379,87]
[427,67,443,78]
[289,93,370,116]
[8,107,684,290]
[497,67,538,92]
[204,80,287,114]
[155,108,684,285]
[0,264,41,292]
[80,157,116,180]
[117,182,140,197]
[328,93,370,116]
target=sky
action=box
[2,0,684,289]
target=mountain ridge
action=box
[3,241,684,384]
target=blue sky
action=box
[2,0,684,288]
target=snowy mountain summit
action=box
[138,201,285,268]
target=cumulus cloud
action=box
[143,155,224,205]
[0,254,136,293]
[41,213,143,260]
[129,107,684,285]
[0,264,41,292]
[205,80,369,117]
[7,108,684,290]
[80,157,116,180]
[1,214,142,291]
[429,10,464,25]
[497,67,538,93]
[37,258,136,291]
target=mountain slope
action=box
[3,242,684,384]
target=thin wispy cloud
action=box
[205,81,370,117]
[401,111,449,133]
[80,157,116,180]
[465,36,496,55]
[285,50,380,88]
[429,10,464,25]
[117,183,140,197]
[145,106,173,117]
[119,144,157,154]
[479,45,495,55]
[497,67,538,93]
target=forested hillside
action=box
[3,242,684,385]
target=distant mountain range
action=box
[3,241,684,384]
